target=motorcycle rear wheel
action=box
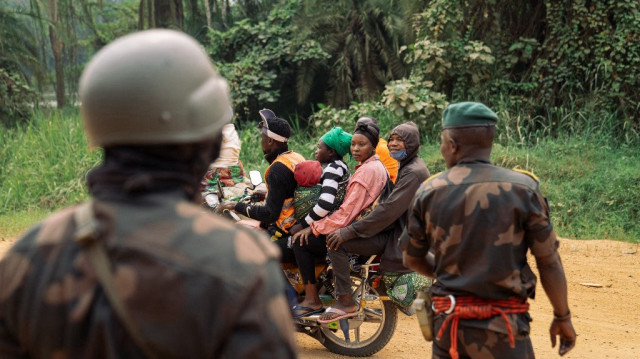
[319,276,398,357]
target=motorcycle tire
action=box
[319,276,398,357]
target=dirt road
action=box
[1,236,638,358]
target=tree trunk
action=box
[204,0,211,28]
[138,0,146,29]
[187,0,203,27]
[154,0,184,29]
[48,0,65,108]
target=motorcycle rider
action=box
[293,121,389,322]
[319,121,431,322]
[218,110,305,263]
[356,116,399,183]
[0,30,296,358]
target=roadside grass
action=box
[1,110,638,242]
[0,208,49,239]
[0,109,100,215]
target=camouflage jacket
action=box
[404,160,559,301]
[0,190,297,359]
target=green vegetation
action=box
[1,1,639,242]
[0,110,101,214]
[1,110,638,242]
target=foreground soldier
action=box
[402,102,576,358]
[0,30,296,358]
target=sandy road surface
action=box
[1,236,638,358]
[295,238,640,358]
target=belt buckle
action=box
[432,294,456,314]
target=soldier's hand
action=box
[550,315,576,356]
[326,229,346,251]
[292,227,312,246]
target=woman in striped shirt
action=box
[291,123,387,318]
[288,127,351,317]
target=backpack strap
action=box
[74,201,157,359]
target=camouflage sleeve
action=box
[217,232,297,358]
[0,254,30,359]
[0,227,38,359]
[403,185,431,258]
[524,188,559,258]
[0,309,28,359]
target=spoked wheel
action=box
[319,276,398,357]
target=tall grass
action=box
[1,109,639,242]
[0,109,101,214]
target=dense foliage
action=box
[2,111,638,242]
[0,68,37,126]
[1,0,639,241]
[311,0,640,143]
[205,1,329,119]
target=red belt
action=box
[432,295,529,359]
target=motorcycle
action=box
[286,255,399,357]
[212,170,400,356]
[201,170,265,221]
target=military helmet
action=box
[79,29,232,147]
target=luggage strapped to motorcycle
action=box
[74,201,158,359]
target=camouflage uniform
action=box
[404,160,558,358]
[0,191,297,358]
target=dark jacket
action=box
[342,121,430,240]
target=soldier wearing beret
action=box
[402,102,576,358]
[0,30,296,358]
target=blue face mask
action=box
[390,149,407,161]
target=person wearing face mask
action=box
[318,121,431,322]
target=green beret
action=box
[442,102,498,129]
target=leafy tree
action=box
[295,0,421,108]
[0,5,39,125]
[206,0,328,121]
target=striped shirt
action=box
[303,160,349,227]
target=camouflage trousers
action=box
[432,316,535,359]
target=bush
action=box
[0,68,36,127]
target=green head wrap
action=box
[442,102,498,129]
[321,127,352,157]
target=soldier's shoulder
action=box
[497,167,540,189]
[173,203,281,266]
[422,171,444,185]
[512,168,540,183]
[12,205,79,251]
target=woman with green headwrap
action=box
[291,127,352,233]
[288,126,352,317]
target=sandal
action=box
[292,305,324,318]
[317,306,357,324]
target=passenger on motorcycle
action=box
[200,122,248,198]
[218,109,304,263]
[357,116,399,184]
[319,121,431,323]
[287,127,352,317]
[293,121,388,320]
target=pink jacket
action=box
[311,155,388,236]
